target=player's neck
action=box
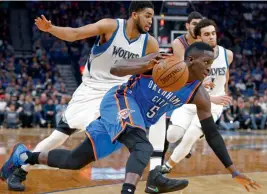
[213,45,218,58]
[187,70,196,83]
[185,33,196,45]
[125,19,141,40]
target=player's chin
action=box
[209,42,217,47]
[200,74,207,81]
[144,26,150,32]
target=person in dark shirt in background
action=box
[43,98,56,128]
[250,98,267,129]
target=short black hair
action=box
[184,42,213,59]
[194,19,217,37]
[129,1,154,16]
[187,11,203,23]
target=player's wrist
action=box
[231,171,241,178]
[47,25,54,33]
[227,164,238,175]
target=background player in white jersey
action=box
[2,1,163,191]
[147,11,203,175]
[162,19,233,172]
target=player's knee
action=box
[135,142,154,166]
[64,155,88,170]
[167,125,185,143]
[48,130,69,144]
[66,161,85,170]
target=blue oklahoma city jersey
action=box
[86,74,201,160]
[121,75,201,127]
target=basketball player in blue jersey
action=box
[2,42,261,194]
[147,11,204,180]
[0,1,176,192]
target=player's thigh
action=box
[170,104,197,129]
[86,119,123,160]
[100,86,146,142]
[190,106,223,140]
[211,104,223,122]
[64,85,106,132]
[191,106,223,129]
[181,121,204,146]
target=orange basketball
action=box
[152,56,189,92]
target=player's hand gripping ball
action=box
[152,55,189,92]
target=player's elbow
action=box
[110,67,124,77]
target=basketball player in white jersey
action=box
[3,1,176,191]
[147,11,203,175]
[160,19,233,173]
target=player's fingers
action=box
[222,95,231,99]
[150,59,159,65]
[222,96,232,103]
[249,183,258,190]
[225,96,232,101]
[41,15,49,22]
[160,53,173,57]
[244,185,250,192]
[253,182,262,188]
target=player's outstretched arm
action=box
[110,35,163,76]
[35,15,117,42]
[193,85,262,192]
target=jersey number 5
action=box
[147,105,160,118]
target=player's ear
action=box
[132,12,138,20]
[185,22,190,30]
[187,56,194,67]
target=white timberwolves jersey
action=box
[205,45,229,96]
[82,19,148,90]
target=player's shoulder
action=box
[190,85,210,109]
[172,36,185,46]
[147,35,158,45]
[218,45,233,65]
[146,34,159,54]
[225,49,233,59]
[97,18,119,32]
[99,18,118,25]
[219,45,233,56]
[171,37,186,52]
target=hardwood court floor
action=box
[0,128,267,194]
[49,172,267,194]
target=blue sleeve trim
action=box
[224,48,229,69]
[92,19,120,56]
[142,33,149,57]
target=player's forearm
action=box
[48,25,79,42]
[226,164,239,174]
[200,117,233,168]
[110,63,151,77]
[110,53,158,77]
